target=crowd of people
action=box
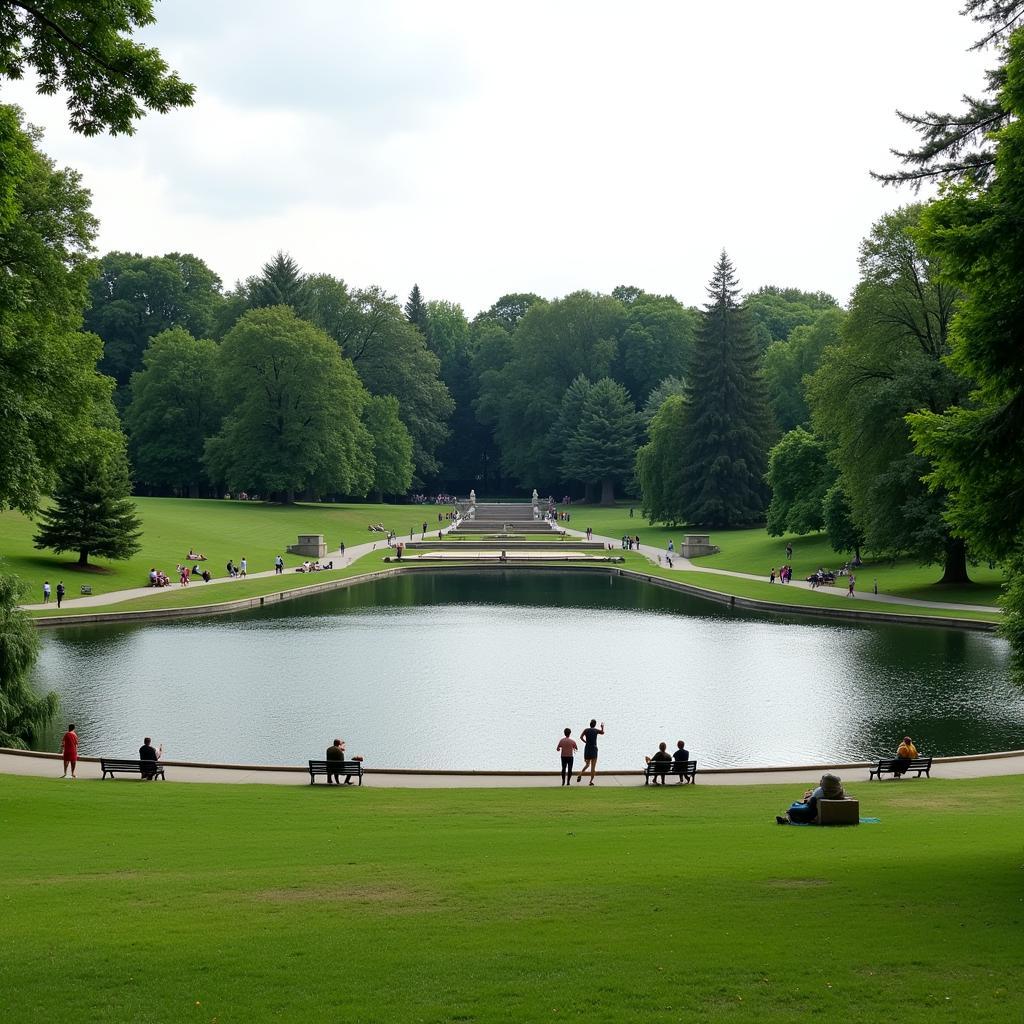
[295,560,334,572]
[409,493,458,505]
[620,534,641,549]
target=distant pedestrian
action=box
[769,567,776,584]
[422,521,428,535]
[56,581,65,608]
[785,542,793,561]
[629,508,634,518]
[667,539,674,555]
[340,541,345,558]
[556,728,577,786]
[274,554,284,575]
[847,573,856,597]
[577,719,605,786]
[634,534,640,549]
[42,580,51,603]
[240,557,247,577]
[60,723,78,778]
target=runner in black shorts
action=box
[577,718,605,785]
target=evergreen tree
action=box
[33,415,143,567]
[678,252,770,527]
[0,573,56,749]
[562,378,639,505]
[404,283,429,335]
[640,376,687,426]
[247,251,310,317]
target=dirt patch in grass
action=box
[252,882,437,911]
[762,878,831,889]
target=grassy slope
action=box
[0,498,436,598]
[1,774,1021,1023]
[574,506,1005,607]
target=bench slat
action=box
[307,760,364,785]
[644,761,697,784]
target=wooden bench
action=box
[869,756,933,780]
[100,758,166,780]
[308,760,364,785]
[643,760,697,785]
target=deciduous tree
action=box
[363,394,413,500]
[765,427,836,537]
[204,307,373,501]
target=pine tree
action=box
[404,284,429,335]
[248,252,309,316]
[679,252,771,527]
[562,378,639,505]
[34,445,143,567]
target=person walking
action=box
[786,542,793,561]
[847,573,856,597]
[769,567,776,584]
[239,557,247,578]
[274,554,284,575]
[42,580,51,603]
[577,719,605,785]
[60,723,78,778]
[56,581,65,608]
[556,728,577,786]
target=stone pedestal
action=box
[285,534,326,558]
[680,534,720,558]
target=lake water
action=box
[31,570,1023,770]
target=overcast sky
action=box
[3,1,993,316]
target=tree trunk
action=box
[77,549,89,566]
[939,536,970,584]
[599,478,616,506]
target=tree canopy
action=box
[0,104,110,514]
[0,0,194,135]
[203,307,373,501]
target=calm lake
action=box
[31,570,1023,770]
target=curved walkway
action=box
[3,747,1022,787]
[561,525,1001,614]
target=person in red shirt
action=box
[60,723,78,779]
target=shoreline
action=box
[5,746,1023,787]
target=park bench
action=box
[643,760,697,785]
[308,760,364,785]
[80,585,92,595]
[869,756,933,780]
[100,758,166,781]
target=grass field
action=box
[1,773,1021,1023]
[571,507,1006,607]
[0,498,439,599]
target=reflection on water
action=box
[31,570,1022,770]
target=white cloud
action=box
[2,0,993,313]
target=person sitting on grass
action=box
[645,742,672,785]
[894,735,918,777]
[777,773,845,824]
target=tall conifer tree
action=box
[679,252,770,526]
[404,284,428,335]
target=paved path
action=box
[20,522,461,612]
[3,748,1022,787]
[560,525,1001,614]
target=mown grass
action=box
[0,498,429,599]
[1,773,1021,1023]
[573,507,1005,607]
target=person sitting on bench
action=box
[894,735,918,778]
[777,772,845,824]
[325,738,363,785]
[139,737,163,781]
[672,740,692,784]
[645,742,672,785]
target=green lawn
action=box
[1,773,1021,1023]
[0,498,429,599]
[573,506,1005,608]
